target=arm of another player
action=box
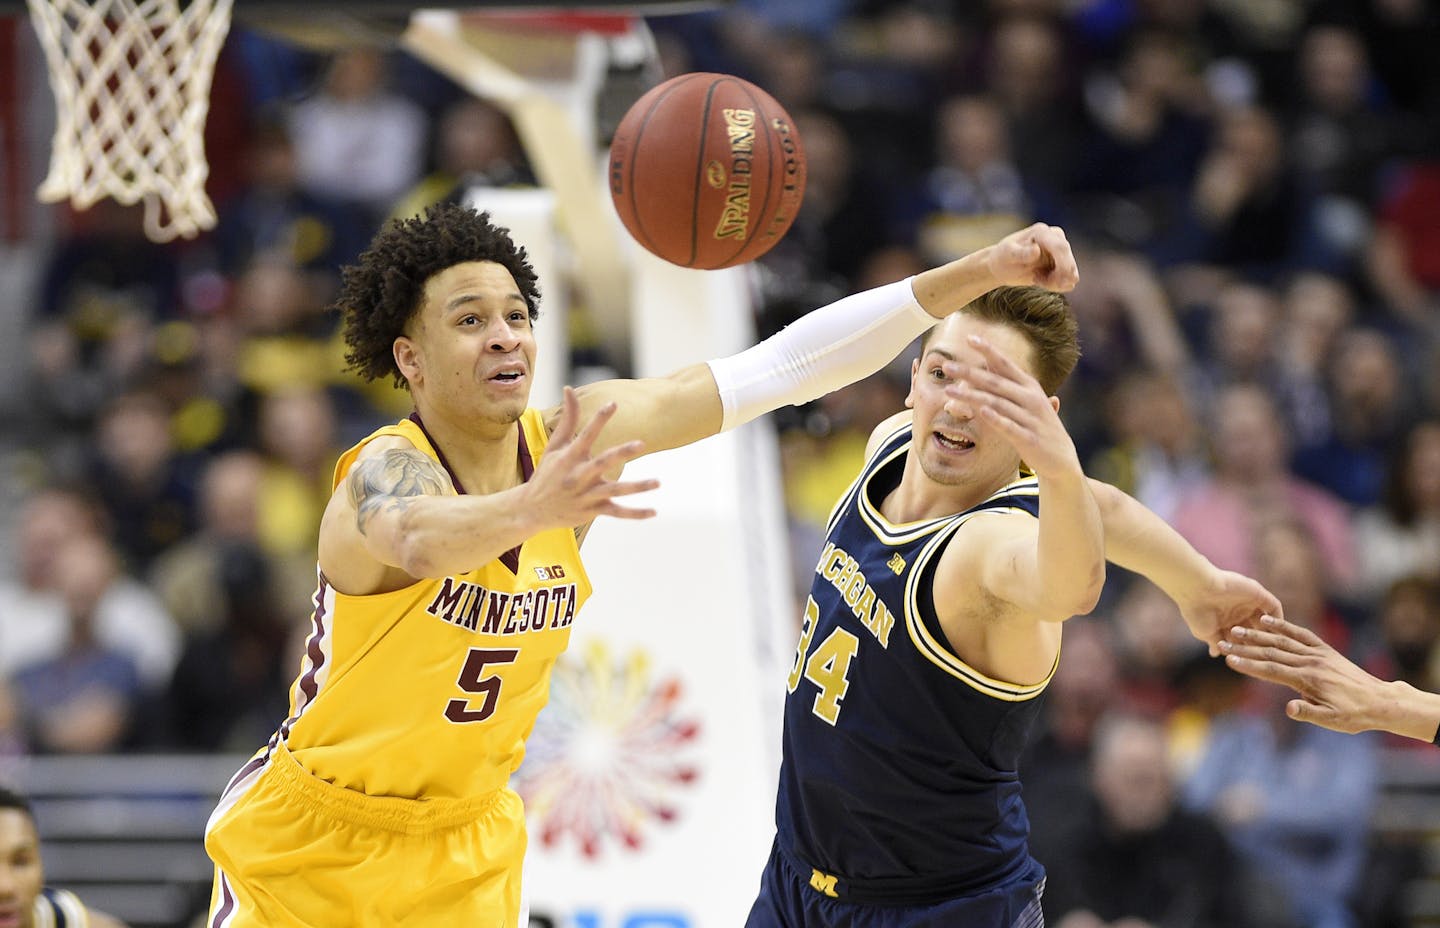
[320,388,657,588]
[558,223,1080,460]
[1087,481,1281,655]
[939,338,1105,623]
[1222,615,1440,743]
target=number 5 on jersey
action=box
[787,597,859,725]
[446,648,519,723]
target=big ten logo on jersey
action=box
[535,564,566,581]
[528,910,691,928]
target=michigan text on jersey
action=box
[814,541,895,648]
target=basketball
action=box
[608,72,807,270]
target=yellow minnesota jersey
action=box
[278,409,592,800]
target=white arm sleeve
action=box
[706,277,936,431]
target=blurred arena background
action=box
[1,1,1440,927]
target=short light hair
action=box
[921,285,1080,395]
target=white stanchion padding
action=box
[516,251,791,928]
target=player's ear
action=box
[394,336,421,386]
[905,358,919,409]
[1049,395,1060,415]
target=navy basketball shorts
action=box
[745,841,1046,928]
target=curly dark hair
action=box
[339,203,541,388]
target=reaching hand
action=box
[1220,615,1390,736]
[984,222,1080,293]
[1175,569,1283,657]
[525,386,660,529]
[943,335,1080,481]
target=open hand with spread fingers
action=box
[942,335,1082,481]
[524,386,660,529]
[1221,614,1440,743]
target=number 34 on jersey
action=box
[788,540,899,725]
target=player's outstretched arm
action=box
[321,388,658,589]
[1222,615,1440,743]
[1088,480,1280,654]
[562,223,1080,461]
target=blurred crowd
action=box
[3,1,1440,925]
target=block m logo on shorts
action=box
[809,868,839,898]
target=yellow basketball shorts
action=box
[203,741,526,927]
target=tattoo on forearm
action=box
[347,449,452,535]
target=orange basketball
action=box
[608,72,806,270]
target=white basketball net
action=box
[26,0,234,241]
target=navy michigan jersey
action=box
[774,421,1053,904]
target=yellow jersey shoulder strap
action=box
[330,410,552,494]
[330,418,430,492]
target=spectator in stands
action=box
[1061,249,1193,458]
[165,543,291,752]
[1020,619,1122,848]
[287,48,428,225]
[28,201,179,441]
[1184,674,1379,928]
[232,258,341,397]
[150,450,311,633]
[1293,327,1414,508]
[983,15,1082,192]
[1110,579,1207,717]
[1171,383,1357,594]
[9,535,147,754]
[1352,418,1440,603]
[1195,280,1284,398]
[86,390,200,573]
[1039,712,1262,928]
[1087,370,1208,523]
[0,493,178,693]
[212,115,367,279]
[0,787,126,927]
[1274,271,1354,450]
[911,94,1048,266]
[1287,25,1395,264]
[1252,517,1354,656]
[1073,250,1192,383]
[1366,159,1440,324]
[1071,29,1212,254]
[253,386,340,566]
[0,488,107,678]
[759,108,894,295]
[1182,105,1323,277]
[390,97,534,221]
